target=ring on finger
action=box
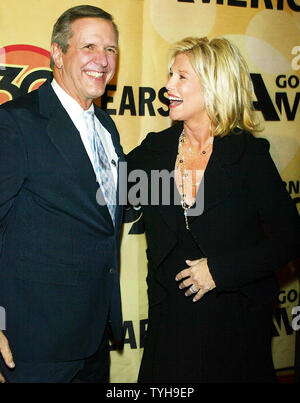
[189,285,199,294]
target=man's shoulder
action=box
[0,88,40,116]
[0,79,57,119]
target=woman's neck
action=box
[183,118,213,152]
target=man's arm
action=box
[0,107,27,380]
[0,108,27,220]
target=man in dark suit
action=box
[0,5,124,382]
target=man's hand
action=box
[175,258,216,302]
[0,330,15,383]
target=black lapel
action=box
[38,80,96,185]
[150,124,182,233]
[38,80,112,226]
[201,137,232,211]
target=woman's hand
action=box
[175,258,216,302]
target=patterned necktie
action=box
[83,110,116,224]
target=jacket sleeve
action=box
[126,132,157,169]
[208,137,300,291]
[0,108,27,225]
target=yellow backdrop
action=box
[1,0,299,383]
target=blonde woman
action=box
[127,37,299,382]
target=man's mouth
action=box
[168,95,183,108]
[85,70,105,79]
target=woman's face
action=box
[166,53,208,126]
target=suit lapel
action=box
[202,138,232,212]
[46,107,97,184]
[186,141,232,230]
[39,81,96,184]
[151,125,181,233]
[38,80,114,227]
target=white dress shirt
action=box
[51,79,118,186]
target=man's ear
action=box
[51,42,63,69]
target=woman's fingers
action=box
[175,258,216,301]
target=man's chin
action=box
[86,89,106,101]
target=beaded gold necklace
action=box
[176,129,213,230]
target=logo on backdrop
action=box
[176,0,300,11]
[0,44,52,104]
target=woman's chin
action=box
[169,109,183,121]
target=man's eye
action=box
[179,75,186,80]
[85,44,94,50]
[106,47,118,55]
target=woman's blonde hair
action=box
[168,37,262,136]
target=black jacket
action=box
[127,122,300,308]
[0,80,124,362]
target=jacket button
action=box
[109,268,116,274]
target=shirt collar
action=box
[51,79,94,122]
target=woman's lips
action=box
[168,95,183,108]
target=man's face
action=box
[52,17,118,110]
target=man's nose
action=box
[94,49,109,67]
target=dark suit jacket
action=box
[127,123,300,309]
[0,80,124,362]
